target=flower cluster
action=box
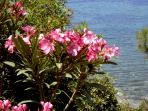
[0,99,53,111]
[40,101,53,111]
[5,35,15,53]
[12,104,27,111]
[4,25,36,53]
[11,1,27,20]
[5,27,119,61]
[38,28,119,61]
[0,99,11,111]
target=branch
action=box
[63,72,83,111]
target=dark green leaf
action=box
[19,100,42,110]
[0,0,6,10]
[101,61,117,65]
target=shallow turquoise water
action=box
[67,0,148,105]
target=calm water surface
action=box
[67,0,148,106]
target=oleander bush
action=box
[0,0,122,111]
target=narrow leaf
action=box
[25,87,36,91]
[101,61,117,65]
[65,73,72,78]
[45,82,57,89]
[4,61,15,67]
[19,100,42,110]
[17,69,28,76]
[17,36,31,56]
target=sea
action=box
[67,0,148,106]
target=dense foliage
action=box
[136,28,148,53]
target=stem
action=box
[33,64,45,101]
[63,74,82,111]
[50,76,61,102]
[37,75,45,101]
[0,77,2,96]
[0,65,4,96]
[38,83,44,101]
[50,68,67,102]
[50,64,73,102]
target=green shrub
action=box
[136,28,148,52]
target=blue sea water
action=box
[67,0,148,106]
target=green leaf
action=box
[16,69,32,79]
[61,90,70,99]
[19,100,42,110]
[101,61,117,65]
[87,82,107,91]
[15,80,23,84]
[50,81,57,86]
[23,78,34,83]
[12,36,23,54]
[18,72,31,79]
[56,63,62,69]
[26,68,33,72]
[15,30,21,36]
[13,35,31,61]
[0,0,6,10]
[31,37,39,63]
[17,69,28,76]
[25,87,36,91]
[65,73,72,78]
[4,61,15,67]
[17,36,31,55]
[19,100,39,104]
[45,82,57,89]
[56,89,62,95]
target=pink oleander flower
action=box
[67,43,82,56]
[22,25,36,37]
[67,31,81,43]
[0,100,3,109]
[11,1,27,20]
[40,101,53,111]
[50,29,65,43]
[0,99,11,110]
[5,35,15,53]
[89,38,107,53]
[39,33,45,40]
[95,38,107,45]
[68,31,84,47]
[22,35,31,45]
[50,29,71,43]
[103,45,119,60]
[63,31,71,43]
[39,38,55,55]
[12,104,27,111]
[64,30,78,43]
[3,100,11,110]
[5,34,32,53]
[82,28,97,45]
[86,48,98,62]
[13,2,23,9]
[18,9,27,16]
